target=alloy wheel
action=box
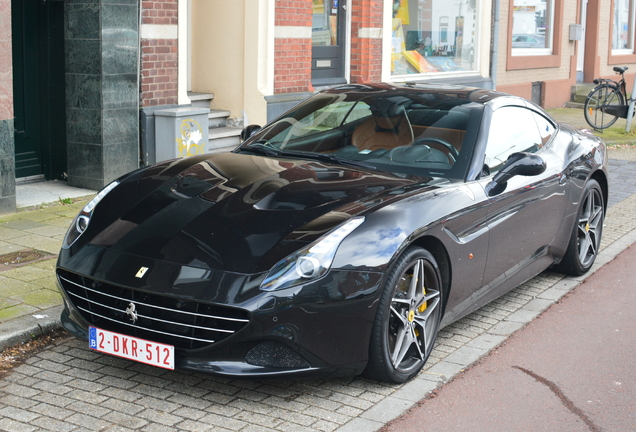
[388,258,441,373]
[577,187,603,268]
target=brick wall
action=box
[350,0,383,83]
[140,0,178,107]
[142,0,178,25]
[274,1,313,94]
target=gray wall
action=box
[65,0,140,191]
[0,119,16,214]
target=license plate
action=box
[88,326,174,370]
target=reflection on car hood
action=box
[86,152,440,273]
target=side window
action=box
[531,111,555,147]
[484,106,542,173]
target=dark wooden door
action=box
[11,0,66,180]
[12,0,42,178]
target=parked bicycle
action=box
[584,66,631,130]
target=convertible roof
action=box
[323,82,509,106]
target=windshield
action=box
[239,88,483,179]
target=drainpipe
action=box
[490,0,500,90]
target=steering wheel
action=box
[412,137,459,162]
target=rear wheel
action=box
[584,85,624,130]
[365,247,443,383]
[557,179,604,276]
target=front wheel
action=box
[556,179,604,276]
[584,85,624,130]
[365,247,444,383]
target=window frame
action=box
[506,0,564,70]
[510,0,555,57]
[609,0,636,64]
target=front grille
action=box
[58,270,250,350]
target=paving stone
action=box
[199,412,248,431]
[31,417,75,432]
[0,417,37,432]
[137,408,183,426]
[0,405,41,422]
[177,419,232,431]
[0,394,39,410]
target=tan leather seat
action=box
[351,113,414,152]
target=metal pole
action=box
[625,72,636,131]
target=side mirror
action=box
[240,124,262,142]
[487,152,546,196]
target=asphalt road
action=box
[383,244,636,432]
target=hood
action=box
[84,152,435,273]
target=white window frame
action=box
[511,0,555,57]
[612,0,636,55]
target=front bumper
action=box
[57,245,384,378]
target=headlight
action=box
[260,216,364,291]
[62,180,120,249]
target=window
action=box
[484,107,543,173]
[511,0,554,56]
[531,112,555,147]
[312,0,339,46]
[613,0,636,54]
[390,0,478,77]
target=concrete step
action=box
[564,101,584,109]
[571,83,596,104]
[209,109,232,129]
[188,92,214,108]
[207,127,241,153]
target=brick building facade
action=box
[2,0,636,215]
[140,0,179,107]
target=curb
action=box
[0,305,64,351]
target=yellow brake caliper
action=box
[413,277,427,337]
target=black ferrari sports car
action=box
[57,83,607,383]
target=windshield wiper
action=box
[237,142,281,157]
[280,151,377,170]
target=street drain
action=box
[0,250,45,266]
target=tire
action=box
[584,85,624,130]
[557,179,604,276]
[364,247,443,383]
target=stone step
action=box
[207,127,242,153]
[209,109,232,129]
[571,83,596,104]
[564,101,584,109]
[188,92,214,109]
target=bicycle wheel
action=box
[584,85,624,129]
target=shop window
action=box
[511,0,554,56]
[390,0,478,77]
[613,0,636,54]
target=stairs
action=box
[565,83,596,108]
[188,92,242,154]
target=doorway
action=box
[311,0,347,86]
[11,0,66,180]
